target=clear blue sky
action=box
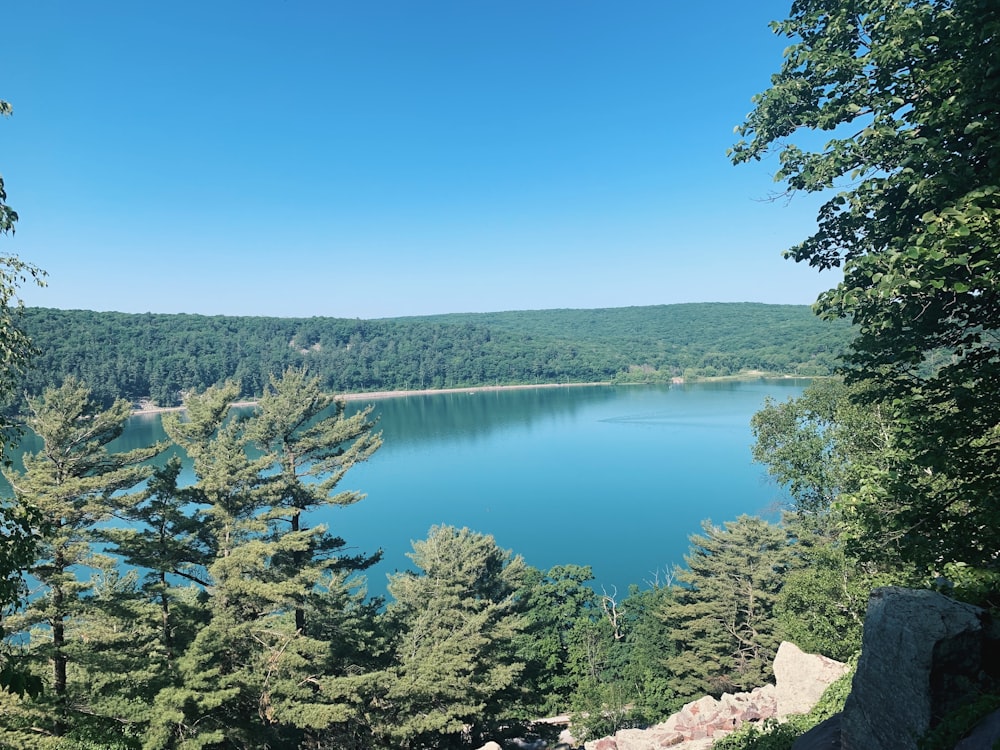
[3,1,840,319]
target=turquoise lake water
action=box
[336,380,806,595]
[19,380,808,597]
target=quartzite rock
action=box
[840,587,986,750]
[774,641,850,718]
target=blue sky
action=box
[3,1,840,319]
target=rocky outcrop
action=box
[580,642,848,750]
[582,685,777,750]
[839,587,994,750]
[792,586,1000,750]
[774,641,851,718]
[500,587,1000,750]
[790,714,841,750]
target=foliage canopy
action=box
[19,303,851,407]
[733,0,1000,572]
[0,96,46,698]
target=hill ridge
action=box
[19,302,852,408]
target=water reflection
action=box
[367,385,624,447]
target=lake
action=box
[340,380,805,595]
[14,380,806,597]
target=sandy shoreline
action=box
[130,382,612,415]
[129,374,813,416]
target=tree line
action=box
[0,371,905,750]
[0,370,945,750]
[18,303,852,407]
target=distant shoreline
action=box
[130,382,613,415]
[129,374,816,416]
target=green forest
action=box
[1,0,999,748]
[17,303,852,408]
[0,372,900,750]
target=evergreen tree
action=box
[0,378,162,738]
[145,379,383,749]
[248,367,381,632]
[377,525,527,749]
[662,516,790,697]
[148,382,288,748]
[98,457,212,661]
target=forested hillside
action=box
[20,303,852,407]
[2,0,997,744]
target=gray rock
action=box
[953,708,1000,750]
[840,587,986,750]
[791,713,841,750]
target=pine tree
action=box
[662,516,790,697]
[1,378,162,737]
[148,382,278,748]
[100,457,213,657]
[145,378,383,749]
[377,525,527,749]
[248,367,381,632]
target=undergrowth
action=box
[917,693,1000,750]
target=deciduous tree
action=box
[732,0,1000,572]
[751,378,895,517]
[513,563,598,716]
[0,99,45,450]
[0,96,46,698]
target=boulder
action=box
[579,643,841,750]
[475,743,502,750]
[840,587,988,750]
[774,641,850,718]
[584,684,778,750]
[791,714,841,750]
[954,708,1000,749]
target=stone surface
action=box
[953,708,1000,750]
[583,684,778,750]
[475,743,502,750]
[565,588,1000,750]
[791,714,842,750]
[580,641,849,750]
[774,641,850,718]
[840,587,986,750]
